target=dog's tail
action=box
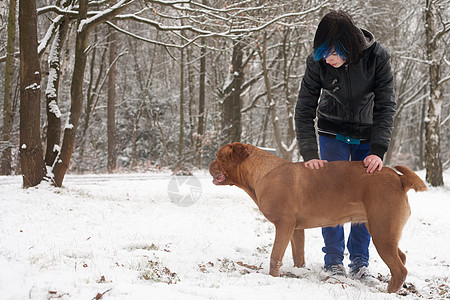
[394,166,428,192]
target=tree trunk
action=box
[107,25,117,172]
[131,102,144,169]
[196,44,206,168]
[261,108,270,146]
[178,48,184,164]
[53,0,89,186]
[1,0,17,175]
[195,0,208,167]
[18,0,45,187]
[424,0,443,186]
[186,45,196,153]
[156,110,169,166]
[223,40,243,144]
[419,95,427,169]
[45,18,69,168]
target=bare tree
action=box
[52,0,133,186]
[78,30,108,167]
[44,6,70,169]
[107,25,118,172]
[222,39,244,144]
[1,0,17,175]
[178,47,185,163]
[424,0,449,186]
[196,41,206,167]
[18,0,45,187]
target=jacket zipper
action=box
[345,64,355,121]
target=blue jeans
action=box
[319,135,371,271]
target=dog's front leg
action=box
[269,222,295,277]
[291,229,305,268]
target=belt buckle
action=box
[336,133,361,145]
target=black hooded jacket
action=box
[295,29,396,161]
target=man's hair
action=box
[313,10,363,64]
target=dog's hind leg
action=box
[369,210,409,292]
[365,190,411,293]
[291,229,305,268]
[372,240,407,293]
[269,221,295,277]
[366,221,407,267]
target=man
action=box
[295,10,396,285]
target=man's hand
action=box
[305,159,328,169]
[363,155,383,173]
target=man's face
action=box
[324,48,346,68]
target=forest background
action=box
[0,0,449,187]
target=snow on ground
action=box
[0,169,449,300]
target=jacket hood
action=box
[358,28,375,52]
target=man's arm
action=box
[295,54,322,162]
[369,44,397,160]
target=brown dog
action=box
[209,142,427,293]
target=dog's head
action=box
[209,142,250,186]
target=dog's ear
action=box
[230,142,249,162]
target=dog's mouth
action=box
[213,173,226,185]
